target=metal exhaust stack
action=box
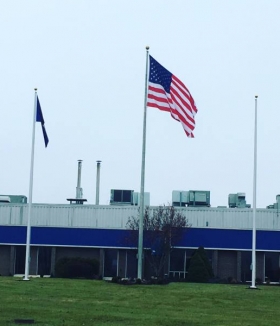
[66,160,87,205]
[76,160,83,199]
[95,160,101,205]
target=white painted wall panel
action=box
[0,204,280,230]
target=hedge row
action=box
[55,257,99,279]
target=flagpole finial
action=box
[34,88,37,92]
[146,46,149,50]
[255,95,258,99]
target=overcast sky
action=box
[1,1,280,208]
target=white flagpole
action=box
[250,95,258,289]
[23,88,38,281]
[137,46,149,279]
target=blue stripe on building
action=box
[1,225,280,251]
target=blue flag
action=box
[36,97,49,147]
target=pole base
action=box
[22,277,30,281]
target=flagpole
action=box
[137,46,149,279]
[23,89,37,281]
[250,95,258,289]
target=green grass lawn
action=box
[0,277,279,326]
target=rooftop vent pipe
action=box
[95,160,101,205]
[76,160,83,199]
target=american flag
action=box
[147,55,197,138]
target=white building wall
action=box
[0,204,279,230]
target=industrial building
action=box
[1,189,280,283]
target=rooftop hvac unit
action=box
[228,193,250,208]
[172,191,189,207]
[188,190,210,207]
[172,190,210,207]
[132,192,150,206]
[110,189,134,205]
[0,195,27,203]
[0,196,11,203]
[266,195,280,209]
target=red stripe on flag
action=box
[171,81,197,117]
[148,85,166,95]
[172,76,198,115]
[147,102,170,112]
[170,89,196,125]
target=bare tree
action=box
[126,205,190,278]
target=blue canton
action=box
[149,56,172,93]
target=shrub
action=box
[55,257,99,279]
[228,277,237,284]
[187,247,214,283]
[187,253,210,283]
[120,278,129,285]
[196,246,214,278]
[111,276,121,283]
